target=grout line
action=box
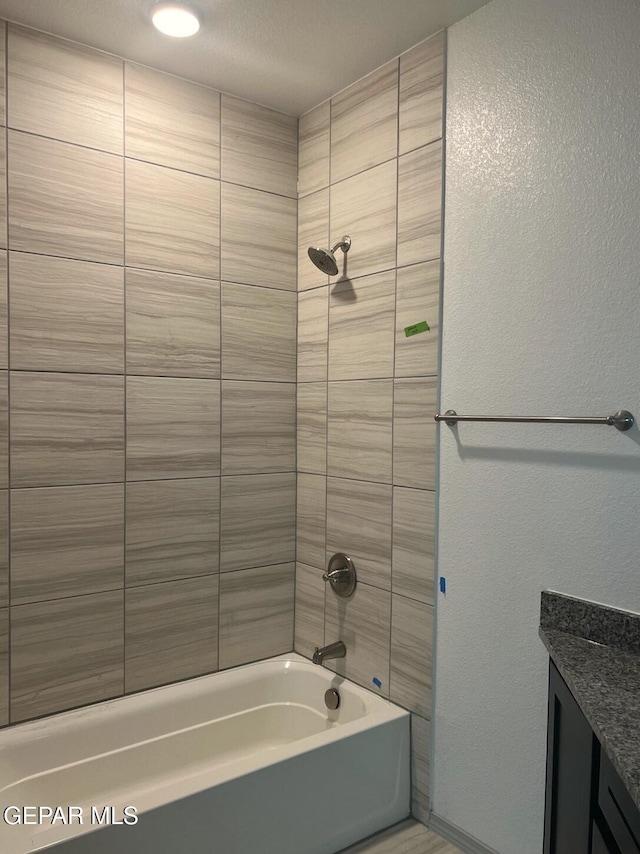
[323,94,332,650]
[303,373,438,383]
[292,111,300,653]
[6,125,122,159]
[10,474,226,491]
[311,472,435,492]
[4,18,11,723]
[388,56,402,700]
[10,560,297,611]
[6,125,297,202]
[7,367,218,380]
[217,99,222,671]
[122,58,127,692]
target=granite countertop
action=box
[540,591,640,812]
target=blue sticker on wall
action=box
[440,577,446,594]
[372,677,382,689]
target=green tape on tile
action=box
[404,321,430,337]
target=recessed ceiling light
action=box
[150,2,202,38]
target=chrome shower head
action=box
[308,246,339,276]
[308,236,351,276]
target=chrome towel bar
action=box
[435,409,635,432]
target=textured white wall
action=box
[436,0,640,851]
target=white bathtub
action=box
[0,654,410,854]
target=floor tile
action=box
[340,820,460,853]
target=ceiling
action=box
[0,0,490,115]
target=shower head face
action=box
[308,246,339,276]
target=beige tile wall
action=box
[0,18,445,828]
[0,21,297,726]
[294,31,445,824]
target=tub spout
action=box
[312,641,346,665]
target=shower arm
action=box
[330,236,352,255]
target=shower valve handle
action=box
[323,554,357,598]
[322,568,350,583]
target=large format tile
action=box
[8,131,123,264]
[219,563,294,668]
[11,372,124,487]
[298,102,330,198]
[330,160,397,280]
[329,271,395,380]
[296,473,326,570]
[0,492,6,608]
[11,590,124,722]
[126,269,220,378]
[399,31,445,156]
[298,189,330,291]
[392,487,435,605]
[220,473,295,571]
[125,576,218,693]
[11,484,124,605]
[126,478,219,587]
[326,478,392,590]
[221,95,297,197]
[327,380,393,482]
[324,581,391,697]
[220,183,296,290]
[297,382,327,474]
[411,714,432,823]
[397,141,442,268]
[0,607,6,725]
[390,595,433,717]
[125,63,220,177]
[0,252,7,369]
[0,373,6,489]
[8,25,123,153]
[331,61,398,184]
[341,819,457,854]
[393,377,437,489]
[294,563,325,659]
[221,283,295,381]
[126,376,220,481]
[10,253,124,374]
[395,259,440,378]
[221,381,296,475]
[125,159,220,279]
[298,286,328,382]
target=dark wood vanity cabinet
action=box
[544,661,640,854]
